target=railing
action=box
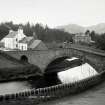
[0,71,103,102]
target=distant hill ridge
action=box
[56,23,105,34]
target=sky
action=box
[0,0,105,28]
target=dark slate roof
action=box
[19,37,33,44]
[5,31,18,38]
[29,40,41,49]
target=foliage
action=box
[1,21,105,50]
[0,21,73,43]
[90,30,105,50]
[85,30,90,35]
[95,34,105,50]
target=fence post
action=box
[31,89,34,96]
[15,93,18,99]
[50,86,54,98]
[11,94,16,99]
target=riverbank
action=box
[0,70,105,105]
[0,64,42,83]
[0,57,84,83]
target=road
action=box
[70,44,105,56]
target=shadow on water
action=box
[28,58,97,88]
[28,58,82,88]
[28,72,62,88]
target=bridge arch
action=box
[4,47,104,74]
[44,54,84,73]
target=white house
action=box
[19,37,48,50]
[18,37,33,50]
[0,26,48,51]
[1,26,26,50]
[73,33,92,44]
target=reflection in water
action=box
[58,63,98,83]
[0,81,31,95]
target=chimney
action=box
[9,29,13,33]
[33,32,38,40]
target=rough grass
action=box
[0,64,42,82]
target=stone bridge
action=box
[4,45,105,73]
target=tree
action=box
[95,34,105,50]
[33,32,38,40]
[90,30,96,40]
[0,21,73,44]
[23,22,33,36]
[85,30,90,35]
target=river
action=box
[0,57,99,96]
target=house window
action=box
[16,44,18,48]
[16,38,18,42]
[21,46,23,50]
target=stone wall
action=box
[5,47,105,73]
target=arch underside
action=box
[20,55,28,63]
[45,56,83,74]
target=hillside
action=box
[57,23,105,34]
[87,23,105,34]
[57,24,85,34]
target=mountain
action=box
[57,24,85,34]
[86,23,105,34]
[56,23,105,34]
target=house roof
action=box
[75,33,85,36]
[5,31,18,38]
[29,40,41,49]
[19,38,48,50]
[19,37,33,44]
